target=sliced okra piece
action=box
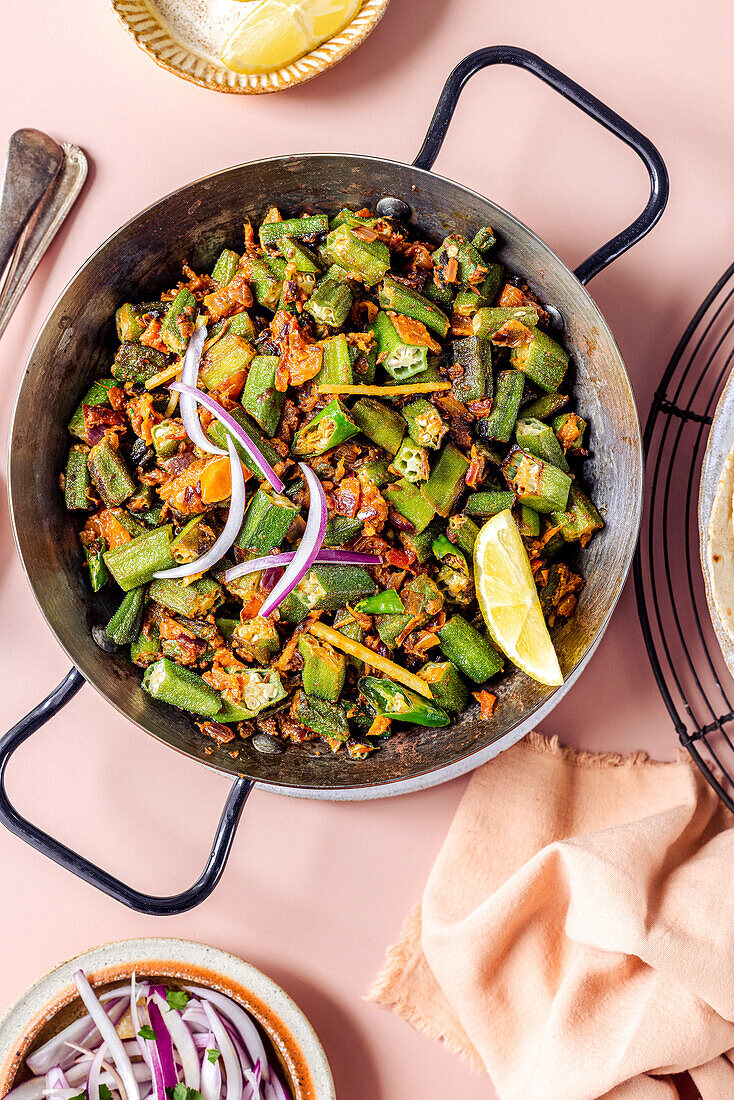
[417,661,469,713]
[432,234,487,286]
[277,236,322,272]
[206,404,281,480]
[151,418,187,460]
[115,303,147,343]
[148,576,224,617]
[453,289,487,318]
[199,333,255,390]
[169,516,214,565]
[226,667,287,715]
[350,397,406,455]
[432,534,475,605]
[215,617,239,641]
[211,248,241,286]
[400,517,445,564]
[130,628,161,668]
[277,565,377,623]
[472,227,498,254]
[464,490,516,517]
[138,504,165,528]
[87,437,136,507]
[390,437,430,484]
[447,514,480,556]
[521,391,569,420]
[550,485,604,543]
[85,538,109,592]
[371,310,428,381]
[68,378,118,439]
[260,214,329,247]
[475,369,525,443]
[328,209,377,231]
[552,412,587,453]
[383,478,436,534]
[437,616,504,682]
[358,676,449,727]
[161,288,197,355]
[242,355,284,436]
[515,416,570,473]
[477,262,504,302]
[323,515,364,547]
[375,613,413,649]
[292,690,350,741]
[316,333,353,387]
[502,445,571,514]
[323,225,390,286]
[424,278,454,306]
[232,617,280,665]
[143,657,223,717]
[305,276,352,328]
[299,635,346,701]
[420,443,469,518]
[291,399,359,457]
[64,444,92,510]
[510,329,569,392]
[240,253,282,311]
[401,573,444,618]
[378,276,450,338]
[402,398,447,451]
[112,342,168,385]
[236,487,299,556]
[105,586,146,646]
[356,456,391,488]
[516,504,541,538]
[452,336,492,404]
[472,305,540,339]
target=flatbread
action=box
[706,444,734,645]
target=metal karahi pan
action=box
[0,47,668,913]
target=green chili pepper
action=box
[305,276,352,328]
[143,658,223,717]
[383,478,436,534]
[378,277,450,338]
[501,446,571,514]
[463,490,516,517]
[355,591,406,615]
[242,355,284,436]
[515,416,570,473]
[521,391,569,421]
[447,514,480,556]
[316,333,353,387]
[475,369,525,444]
[371,310,429,381]
[510,329,569,392]
[277,565,377,623]
[291,399,359,457]
[552,412,587,453]
[420,443,469,518]
[417,661,469,713]
[351,397,406,455]
[85,538,109,592]
[452,336,492,404]
[105,586,147,646]
[390,437,431,483]
[437,616,504,682]
[260,214,329,247]
[299,635,346,701]
[68,378,118,439]
[87,438,136,507]
[211,248,241,286]
[323,225,390,286]
[402,397,447,450]
[148,576,225,617]
[550,485,604,542]
[64,444,92,510]
[112,342,168,386]
[292,690,350,741]
[358,677,450,727]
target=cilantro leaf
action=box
[165,1086,203,1100]
[99,1087,113,1100]
[138,1024,156,1041]
[166,989,190,1012]
[206,1049,221,1064]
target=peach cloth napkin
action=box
[369,733,734,1100]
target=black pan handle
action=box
[0,668,253,914]
[413,45,669,285]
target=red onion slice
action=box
[201,1003,242,1100]
[184,986,269,1082]
[86,1043,106,1100]
[258,463,327,618]
[179,326,224,457]
[130,975,152,1069]
[198,1031,221,1100]
[223,547,380,584]
[149,991,200,1092]
[26,997,127,1075]
[152,437,246,580]
[146,1001,177,1091]
[73,971,140,1100]
[171,383,284,493]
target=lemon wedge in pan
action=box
[473,510,564,687]
[221,0,363,74]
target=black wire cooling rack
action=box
[634,261,734,811]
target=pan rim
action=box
[7,152,642,795]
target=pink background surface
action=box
[1,2,732,1096]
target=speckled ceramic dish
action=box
[0,938,335,1100]
[110,0,389,94]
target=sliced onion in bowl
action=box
[73,971,140,1100]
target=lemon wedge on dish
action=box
[221,0,363,74]
[473,509,563,687]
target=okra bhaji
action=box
[61,204,604,759]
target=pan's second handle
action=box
[0,669,253,915]
[413,45,669,285]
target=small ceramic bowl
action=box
[110,0,390,94]
[0,938,335,1100]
